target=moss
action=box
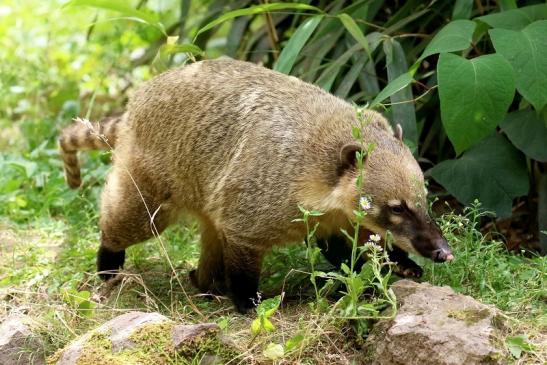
[174,327,238,362]
[49,321,238,365]
[448,308,491,326]
[75,332,125,365]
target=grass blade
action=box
[384,38,417,147]
[315,44,360,91]
[370,72,413,108]
[194,3,323,39]
[338,13,372,61]
[274,15,323,74]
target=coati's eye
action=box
[390,205,404,215]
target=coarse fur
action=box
[60,58,452,313]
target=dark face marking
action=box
[375,201,453,262]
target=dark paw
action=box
[97,246,125,281]
[395,265,423,278]
[189,269,199,289]
[232,295,259,314]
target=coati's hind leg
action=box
[98,167,175,280]
[189,218,226,295]
[223,236,265,314]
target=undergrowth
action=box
[0,1,545,363]
[1,110,545,363]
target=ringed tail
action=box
[59,114,123,189]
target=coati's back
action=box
[122,59,361,224]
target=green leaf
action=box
[63,0,165,35]
[370,72,413,108]
[498,0,517,11]
[437,53,515,154]
[420,20,476,60]
[490,21,547,111]
[284,334,304,352]
[262,318,275,332]
[452,0,474,20]
[315,44,360,91]
[476,4,547,30]
[251,318,261,335]
[256,295,281,317]
[430,133,529,218]
[274,15,323,74]
[338,13,372,60]
[194,3,322,39]
[263,343,284,360]
[384,38,417,146]
[500,109,547,162]
[335,55,366,99]
[506,335,535,359]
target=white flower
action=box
[363,242,383,252]
[369,233,381,242]
[359,196,372,211]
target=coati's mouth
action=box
[431,246,454,262]
[414,237,454,263]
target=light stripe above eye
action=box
[387,199,402,207]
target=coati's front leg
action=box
[388,245,423,278]
[317,235,423,278]
[316,235,365,270]
[222,237,264,314]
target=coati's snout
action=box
[363,199,454,263]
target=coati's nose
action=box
[431,239,454,262]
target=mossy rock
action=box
[49,312,237,365]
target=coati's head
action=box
[335,111,453,263]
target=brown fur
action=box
[60,59,447,312]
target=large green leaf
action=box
[476,4,547,30]
[430,133,529,218]
[500,109,547,162]
[194,3,322,39]
[63,0,166,35]
[383,38,417,146]
[274,15,323,74]
[419,20,476,60]
[490,21,547,111]
[437,53,515,154]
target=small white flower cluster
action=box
[369,233,381,242]
[363,241,383,252]
[359,196,372,211]
[362,234,383,252]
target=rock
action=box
[365,280,507,365]
[54,311,169,364]
[0,314,45,365]
[52,311,236,364]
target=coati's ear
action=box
[339,143,365,168]
[395,124,403,141]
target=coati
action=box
[59,58,453,313]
